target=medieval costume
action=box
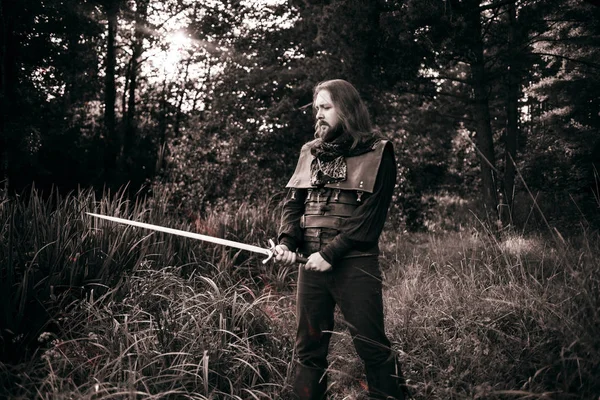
[278,136,409,400]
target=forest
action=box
[1,0,600,399]
[2,0,599,230]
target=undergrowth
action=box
[1,187,599,399]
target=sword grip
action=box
[295,254,308,264]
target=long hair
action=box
[312,79,379,148]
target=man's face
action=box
[314,89,341,141]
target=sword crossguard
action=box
[263,239,276,264]
[265,238,307,264]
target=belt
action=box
[303,202,357,217]
[306,189,364,204]
[300,215,343,230]
[303,227,338,239]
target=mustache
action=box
[314,122,343,142]
[315,120,329,129]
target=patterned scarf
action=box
[310,135,379,186]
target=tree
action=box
[0,0,106,193]
[502,0,520,224]
[0,0,18,190]
[523,0,600,226]
[98,0,121,181]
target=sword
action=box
[86,212,307,264]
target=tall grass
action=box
[30,267,295,399]
[0,186,294,398]
[1,187,599,399]
[375,227,600,399]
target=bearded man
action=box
[274,79,410,400]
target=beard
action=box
[315,121,343,142]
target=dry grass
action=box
[374,228,600,399]
[1,188,599,399]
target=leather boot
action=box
[365,357,410,400]
[293,363,328,400]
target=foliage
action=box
[30,267,295,399]
[524,1,600,193]
[0,185,288,367]
[378,227,600,399]
[1,0,106,191]
[2,189,600,398]
[2,0,600,230]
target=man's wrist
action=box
[318,250,333,266]
[320,234,353,265]
[278,236,297,252]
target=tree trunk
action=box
[123,0,149,175]
[468,2,499,225]
[122,58,130,122]
[0,0,16,190]
[174,58,191,137]
[104,0,117,140]
[124,42,141,159]
[100,0,119,185]
[502,0,520,227]
[158,77,168,146]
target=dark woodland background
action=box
[2,0,600,233]
[2,0,600,232]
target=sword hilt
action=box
[266,239,307,264]
[295,255,308,264]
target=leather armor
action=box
[286,140,390,257]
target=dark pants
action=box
[293,256,408,400]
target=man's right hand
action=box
[273,244,297,264]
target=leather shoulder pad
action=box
[286,140,391,193]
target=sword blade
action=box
[86,212,273,262]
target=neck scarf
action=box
[310,135,379,186]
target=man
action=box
[274,79,409,400]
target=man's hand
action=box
[305,252,332,272]
[273,244,297,264]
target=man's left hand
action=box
[305,252,332,272]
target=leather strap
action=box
[300,215,343,230]
[304,202,357,217]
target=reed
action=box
[1,187,599,399]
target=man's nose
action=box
[316,108,323,119]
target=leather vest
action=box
[286,140,390,257]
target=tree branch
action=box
[400,88,472,102]
[427,75,471,85]
[479,0,514,12]
[529,35,600,45]
[532,52,600,70]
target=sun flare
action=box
[167,30,192,53]
[144,29,194,81]
[160,30,192,75]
